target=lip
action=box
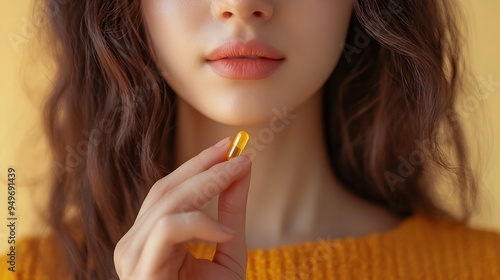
[206,39,285,80]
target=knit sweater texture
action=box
[1,213,499,279]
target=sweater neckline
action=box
[189,212,425,252]
[250,212,422,251]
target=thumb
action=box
[212,156,251,276]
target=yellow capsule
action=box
[226,131,250,160]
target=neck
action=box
[174,91,402,249]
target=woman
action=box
[2,0,499,279]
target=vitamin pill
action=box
[226,131,249,160]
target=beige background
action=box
[1,1,499,254]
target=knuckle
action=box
[179,211,202,228]
[113,241,127,273]
[206,165,232,185]
[209,160,244,180]
[192,150,210,166]
[183,210,201,222]
[155,216,176,239]
[150,178,172,195]
[218,196,244,214]
[202,178,226,200]
[114,238,125,259]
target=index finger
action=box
[138,137,231,217]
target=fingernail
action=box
[219,224,235,234]
[230,155,249,164]
[214,137,230,148]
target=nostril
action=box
[222,11,232,19]
[254,11,264,18]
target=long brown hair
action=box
[36,0,478,278]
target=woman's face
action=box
[142,0,353,126]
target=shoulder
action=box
[369,213,500,277]
[0,234,70,280]
[399,213,500,246]
[372,212,500,254]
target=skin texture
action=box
[114,1,403,279]
[141,0,353,126]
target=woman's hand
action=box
[114,137,251,279]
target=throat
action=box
[243,180,404,249]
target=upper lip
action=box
[206,39,285,61]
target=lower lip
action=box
[207,58,283,80]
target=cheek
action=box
[277,1,353,106]
[141,0,208,72]
[293,1,353,71]
[142,0,206,29]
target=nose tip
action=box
[212,0,274,23]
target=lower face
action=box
[141,0,353,126]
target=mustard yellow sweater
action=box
[1,213,499,279]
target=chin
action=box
[204,107,282,127]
